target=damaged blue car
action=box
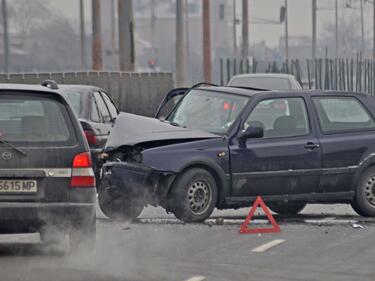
[98,84,375,222]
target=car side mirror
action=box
[237,126,264,147]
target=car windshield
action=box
[0,93,75,145]
[230,76,292,90]
[166,89,249,135]
[60,89,83,117]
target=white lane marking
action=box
[252,239,286,253]
[184,276,206,281]
[304,219,358,225]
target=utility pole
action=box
[111,0,117,70]
[242,0,249,58]
[373,0,375,58]
[151,0,156,60]
[92,0,102,70]
[202,0,211,83]
[118,0,135,71]
[79,0,87,70]
[185,0,190,80]
[360,0,365,55]
[233,0,237,57]
[335,0,338,57]
[2,0,9,73]
[176,0,186,86]
[312,0,317,60]
[284,0,289,60]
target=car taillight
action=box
[84,129,98,146]
[71,152,95,188]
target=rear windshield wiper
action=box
[0,139,27,156]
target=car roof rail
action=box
[228,85,270,91]
[191,82,218,89]
[41,80,59,90]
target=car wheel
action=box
[352,167,375,217]
[168,168,218,223]
[267,201,306,215]
[98,187,144,221]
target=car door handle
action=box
[305,142,320,150]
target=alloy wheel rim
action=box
[365,176,375,207]
[187,180,212,215]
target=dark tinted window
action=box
[94,92,111,123]
[313,97,375,133]
[0,93,75,145]
[245,97,309,138]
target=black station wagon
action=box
[0,84,96,249]
[99,85,375,223]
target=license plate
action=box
[0,180,37,193]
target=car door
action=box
[312,95,375,194]
[229,95,321,197]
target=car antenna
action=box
[41,80,59,90]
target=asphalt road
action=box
[0,204,375,281]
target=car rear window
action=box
[0,92,77,145]
[60,90,83,118]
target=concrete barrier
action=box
[0,72,174,117]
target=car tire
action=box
[168,168,218,223]
[351,167,375,217]
[267,201,306,215]
[98,186,144,221]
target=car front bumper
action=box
[102,161,175,205]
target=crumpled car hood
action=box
[105,112,220,149]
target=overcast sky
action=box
[48,0,374,48]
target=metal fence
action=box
[220,56,375,95]
[0,72,174,117]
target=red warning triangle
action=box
[239,196,281,234]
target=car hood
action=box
[105,112,220,149]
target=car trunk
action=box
[0,91,82,203]
[0,147,80,202]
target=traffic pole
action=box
[2,0,9,74]
[176,0,186,86]
[92,0,103,70]
[202,0,212,83]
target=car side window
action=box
[101,92,118,119]
[245,97,310,138]
[312,96,375,133]
[94,92,112,123]
[90,96,100,123]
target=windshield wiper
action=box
[160,119,182,127]
[0,139,27,156]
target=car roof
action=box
[0,83,61,95]
[58,84,103,93]
[197,86,264,97]
[197,86,370,98]
[230,73,297,79]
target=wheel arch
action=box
[167,160,230,208]
[353,154,375,191]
